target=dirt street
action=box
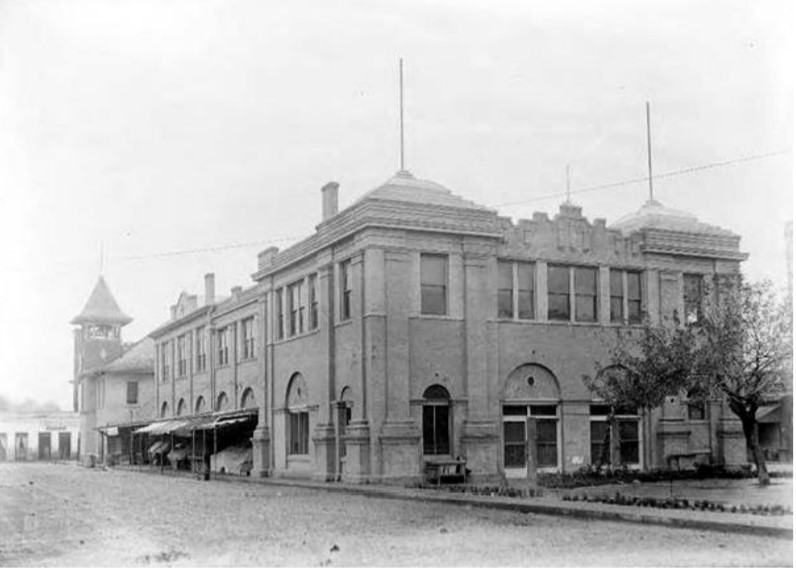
[0,463,791,567]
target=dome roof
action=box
[611,199,734,237]
[356,170,489,211]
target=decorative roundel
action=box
[526,376,535,388]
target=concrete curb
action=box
[121,466,794,540]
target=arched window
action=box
[286,373,309,455]
[160,401,169,418]
[422,384,451,456]
[176,398,186,416]
[195,396,206,414]
[241,388,256,409]
[216,392,228,412]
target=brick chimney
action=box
[204,273,215,306]
[321,181,339,221]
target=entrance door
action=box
[15,433,28,461]
[38,432,52,460]
[0,434,7,461]
[59,432,72,460]
[503,404,559,478]
[503,419,527,479]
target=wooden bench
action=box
[424,459,467,486]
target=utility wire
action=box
[488,149,790,209]
[97,148,789,264]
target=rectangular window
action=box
[288,411,309,455]
[195,327,207,372]
[421,254,448,315]
[217,327,229,366]
[160,342,170,382]
[590,421,609,465]
[242,317,255,359]
[627,271,642,324]
[535,419,558,468]
[308,274,318,330]
[589,406,640,466]
[288,280,304,336]
[177,335,187,377]
[276,289,284,339]
[688,400,707,421]
[619,420,640,464]
[503,422,526,468]
[340,260,352,321]
[547,265,570,321]
[574,267,598,322]
[683,274,703,324]
[517,262,535,320]
[497,260,513,318]
[610,269,624,322]
[126,381,138,405]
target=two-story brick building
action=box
[149,169,749,483]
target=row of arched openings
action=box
[159,387,257,418]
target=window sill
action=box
[411,315,464,322]
[275,328,320,345]
[335,319,353,328]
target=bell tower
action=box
[71,276,132,411]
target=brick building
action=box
[72,276,155,465]
[149,169,749,482]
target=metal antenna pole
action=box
[566,164,571,203]
[100,242,104,275]
[646,101,654,202]
[399,58,405,171]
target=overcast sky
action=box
[0,0,792,410]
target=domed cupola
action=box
[611,199,734,237]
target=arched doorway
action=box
[176,398,186,416]
[286,373,309,456]
[422,384,451,456]
[195,396,206,414]
[502,364,561,478]
[160,401,169,418]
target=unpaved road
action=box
[0,463,791,567]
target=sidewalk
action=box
[119,465,793,540]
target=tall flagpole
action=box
[566,164,571,204]
[399,58,405,172]
[646,101,654,202]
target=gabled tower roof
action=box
[71,276,132,326]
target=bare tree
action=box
[696,278,790,485]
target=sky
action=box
[0,0,792,410]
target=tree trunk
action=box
[740,415,770,486]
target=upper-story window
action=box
[276,289,285,339]
[288,280,305,336]
[497,261,514,318]
[242,317,255,359]
[217,326,229,366]
[177,335,187,377]
[308,274,319,330]
[160,342,170,382]
[574,267,598,322]
[547,265,570,321]
[340,260,352,321]
[126,381,138,405]
[195,326,207,372]
[683,274,703,324]
[498,260,535,320]
[610,270,644,324]
[420,254,448,315]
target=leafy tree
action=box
[590,277,790,485]
[584,321,697,467]
[695,278,790,485]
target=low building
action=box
[148,169,750,483]
[0,411,79,461]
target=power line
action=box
[99,148,789,264]
[488,149,791,209]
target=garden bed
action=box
[562,491,792,516]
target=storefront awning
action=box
[756,404,782,424]
[193,409,257,431]
[148,440,170,455]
